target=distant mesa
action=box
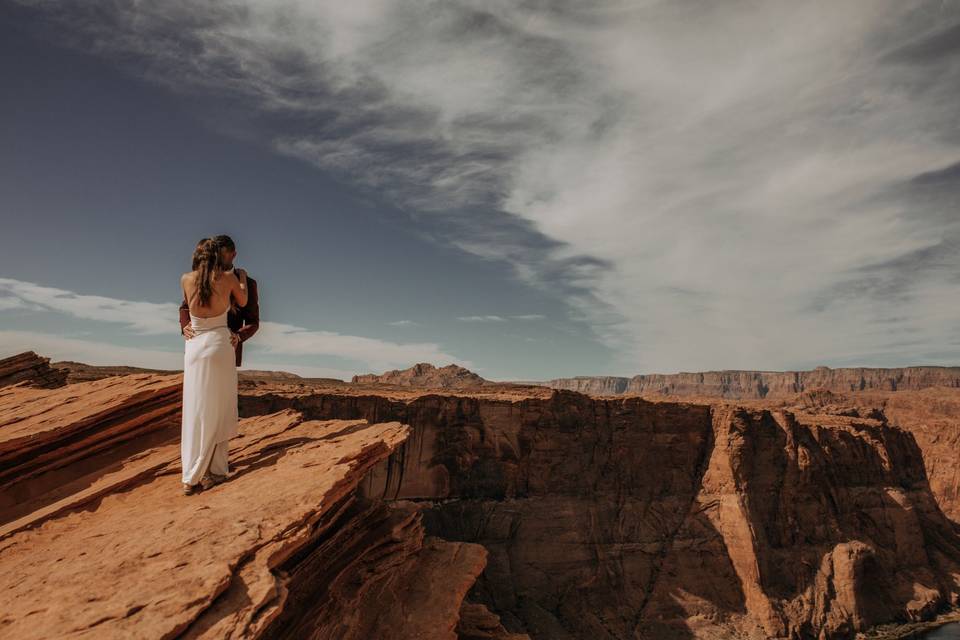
[538,365,960,398]
[352,362,489,388]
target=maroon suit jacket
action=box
[180,275,259,367]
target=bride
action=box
[180,237,248,495]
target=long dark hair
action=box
[191,238,222,307]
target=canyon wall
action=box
[784,388,960,527]
[3,365,957,639]
[242,386,960,639]
[541,366,960,399]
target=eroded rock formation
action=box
[774,387,960,529]
[352,362,490,388]
[0,373,182,526]
[241,383,960,639]
[541,366,960,399]
[0,351,68,389]
[3,360,958,639]
[642,408,960,639]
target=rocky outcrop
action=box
[783,388,960,527]
[241,384,960,639]
[540,366,960,398]
[353,363,489,388]
[642,408,960,639]
[879,389,960,527]
[0,373,182,525]
[0,351,68,388]
[0,374,506,639]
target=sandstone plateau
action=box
[540,366,960,398]
[2,356,960,639]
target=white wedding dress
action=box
[180,308,239,486]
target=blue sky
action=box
[1,1,959,380]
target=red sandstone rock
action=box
[457,602,530,640]
[642,407,960,638]
[541,366,960,398]
[0,351,68,388]
[0,374,504,640]
[878,388,960,525]
[3,361,959,640]
[0,373,183,526]
[242,382,960,639]
[782,387,960,527]
[352,362,489,388]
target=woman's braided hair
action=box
[191,238,222,307]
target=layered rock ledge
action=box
[0,375,509,640]
[0,351,68,389]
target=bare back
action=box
[181,271,243,318]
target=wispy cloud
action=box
[15,1,960,372]
[387,319,418,326]
[0,297,28,311]
[0,330,183,369]
[0,277,178,334]
[254,320,468,371]
[0,277,468,372]
[456,314,544,322]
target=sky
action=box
[1,1,959,381]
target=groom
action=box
[179,234,260,366]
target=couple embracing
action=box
[178,235,260,495]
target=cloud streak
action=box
[0,277,467,372]
[15,0,960,372]
[254,320,467,371]
[0,277,179,334]
[0,330,183,369]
